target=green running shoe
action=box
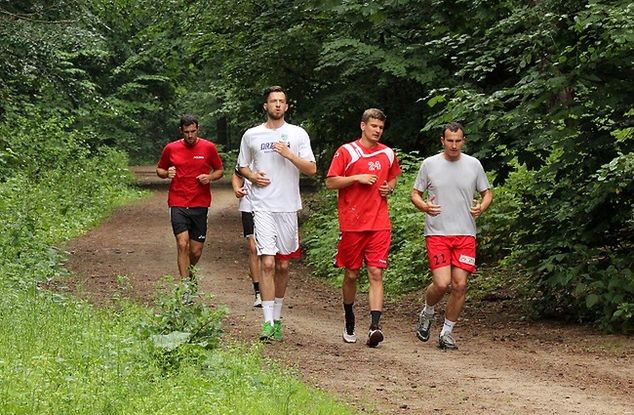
[273,320,284,341]
[260,321,274,342]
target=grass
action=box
[0,286,356,415]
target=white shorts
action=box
[253,211,299,256]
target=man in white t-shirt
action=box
[237,86,317,342]
[411,122,493,350]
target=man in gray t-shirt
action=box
[411,122,493,350]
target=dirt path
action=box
[64,166,633,415]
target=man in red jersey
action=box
[156,115,224,282]
[325,108,401,347]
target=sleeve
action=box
[387,150,402,181]
[157,144,171,169]
[209,143,223,171]
[412,161,428,192]
[297,129,316,162]
[326,146,348,178]
[237,133,252,168]
[475,160,490,192]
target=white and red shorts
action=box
[253,211,300,257]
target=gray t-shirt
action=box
[413,153,490,236]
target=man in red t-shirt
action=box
[156,115,224,283]
[325,108,402,347]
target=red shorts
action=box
[335,230,391,270]
[425,235,477,273]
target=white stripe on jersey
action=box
[342,142,395,172]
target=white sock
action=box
[440,318,456,337]
[262,301,274,324]
[423,304,435,315]
[273,297,284,321]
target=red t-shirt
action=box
[327,140,401,231]
[157,138,223,207]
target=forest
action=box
[1,0,632,335]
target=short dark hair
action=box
[180,114,198,128]
[263,85,287,103]
[442,122,464,138]
[361,108,386,123]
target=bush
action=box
[138,275,227,373]
[0,114,140,290]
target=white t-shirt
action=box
[237,122,315,212]
[238,178,252,212]
[413,152,490,236]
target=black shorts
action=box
[241,211,254,238]
[170,207,208,242]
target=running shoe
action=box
[273,319,283,341]
[366,328,384,348]
[253,293,262,308]
[438,332,458,350]
[342,327,357,343]
[259,321,274,342]
[415,311,434,342]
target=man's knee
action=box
[188,240,204,262]
[261,256,275,274]
[431,279,451,293]
[367,267,383,283]
[344,269,360,283]
[275,260,289,274]
[450,268,469,295]
[451,280,468,295]
[176,239,189,252]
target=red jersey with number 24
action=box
[157,138,223,208]
[327,140,401,232]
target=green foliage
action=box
[137,275,227,373]
[0,289,153,414]
[476,161,530,264]
[187,0,330,150]
[0,114,140,292]
[382,151,429,293]
[0,1,103,117]
[509,149,634,331]
[0,288,356,414]
[302,188,340,283]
